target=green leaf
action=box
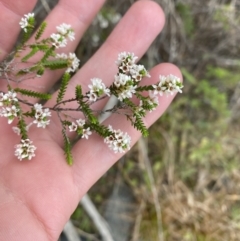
[80,101,98,124]
[43,59,68,70]
[89,122,112,138]
[35,21,47,40]
[41,46,55,62]
[15,102,28,140]
[21,17,35,44]
[136,85,154,92]
[30,44,49,52]
[17,119,28,140]
[36,66,45,77]
[57,72,71,103]
[133,115,149,137]
[16,69,31,76]
[62,129,73,165]
[15,88,52,100]
[75,85,82,100]
[22,46,39,62]
[23,110,35,118]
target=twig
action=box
[63,220,82,241]
[131,199,146,241]
[40,0,51,13]
[80,194,114,241]
[76,229,101,241]
[138,137,164,241]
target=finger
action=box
[47,0,165,144]
[9,0,106,93]
[71,63,182,197]
[0,0,37,59]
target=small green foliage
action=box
[89,122,112,138]
[62,129,73,165]
[136,85,155,92]
[17,119,28,140]
[22,47,39,62]
[23,109,35,118]
[133,114,148,137]
[75,85,83,100]
[41,46,55,62]
[15,101,28,140]
[1,11,183,165]
[16,69,31,76]
[81,101,98,124]
[43,59,68,70]
[123,98,136,111]
[15,88,52,100]
[22,28,34,44]
[57,72,71,103]
[35,21,47,40]
[36,66,45,77]
[32,44,49,52]
[62,120,72,126]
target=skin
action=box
[0,0,182,240]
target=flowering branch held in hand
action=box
[0,13,183,165]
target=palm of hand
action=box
[0,0,181,240]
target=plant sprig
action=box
[0,12,183,164]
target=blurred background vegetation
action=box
[36,0,240,240]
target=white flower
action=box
[148,91,159,109]
[82,127,92,139]
[87,92,98,102]
[68,31,75,41]
[19,18,28,32]
[0,93,5,106]
[0,91,18,106]
[66,53,80,73]
[104,126,131,153]
[19,13,34,32]
[56,53,68,59]
[113,74,137,101]
[24,13,35,20]
[2,105,19,124]
[68,120,92,139]
[130,64,150,82]
[56,23,70,35]
[7,91,18,102]
[114,74,131,87]
[139,91,159,113]
[76,119,85,127]
[56,23,75,41]
[118,85,137,101]
[50,33,67,48]
[33,103,43,112]
[88,78,110,98]
[12,126,21,135]
[15,139,36,161]
[12,123,33,136]
[116,52,138,67]
[69,122,78,132]
[56,52,80,73]
[33,104,51,128]
[56,53,80,73]
[152,74,183,96]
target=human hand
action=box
[0,0,182,240]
